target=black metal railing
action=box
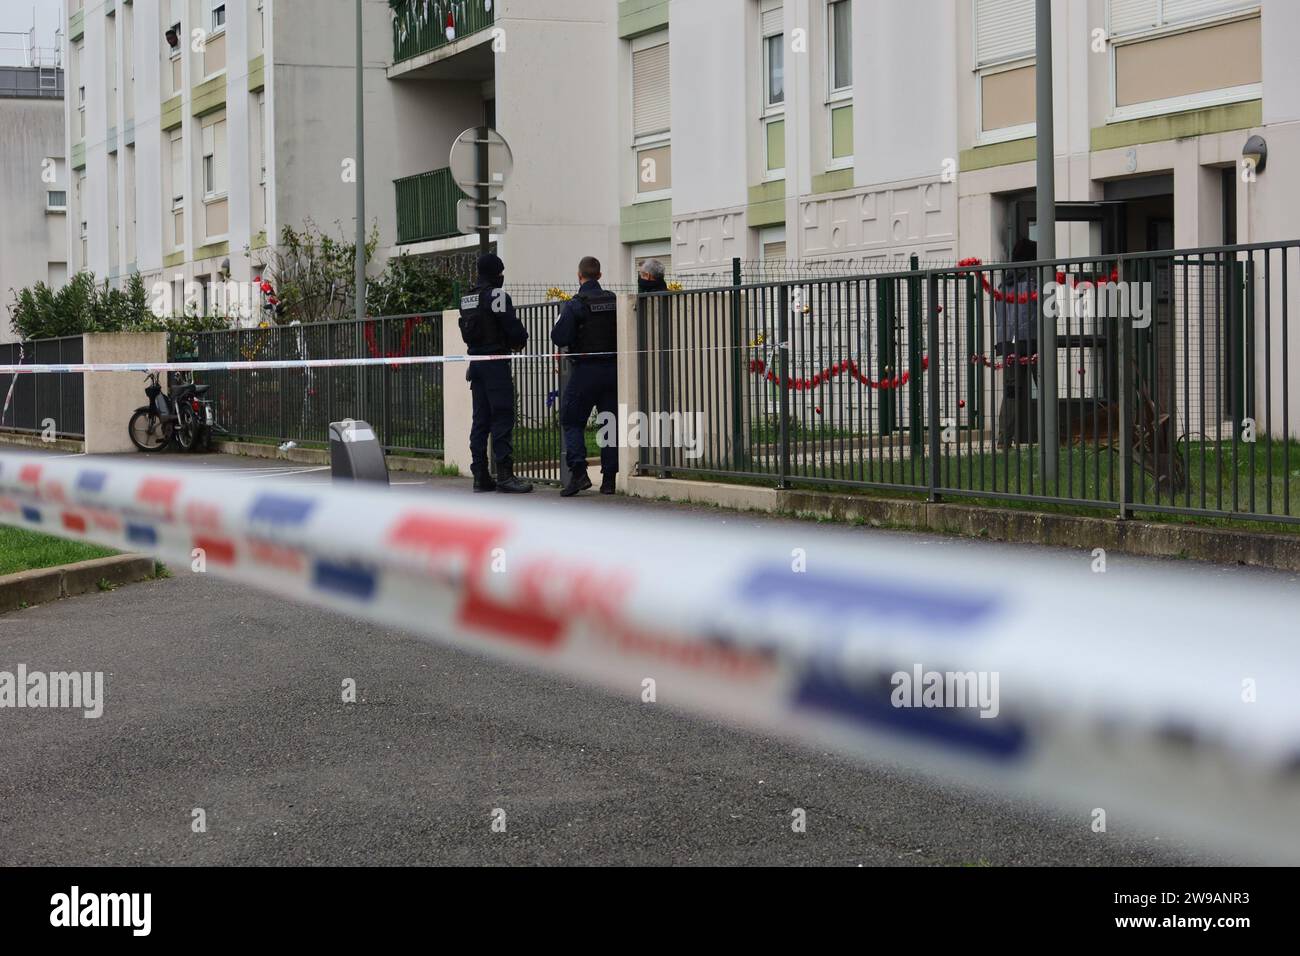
[0,336,84,439]
[512,301,564,485]
[638,241,1300,527]
[171,315,444,456]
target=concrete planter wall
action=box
[82,332,168,454]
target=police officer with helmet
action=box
[552,256,619,497]
[460,253,533,494]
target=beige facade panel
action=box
[637,144,672,193]
[981,64,1034,132]
[1115,17,1260,108]
[205,198,229,240]
[203,31,228,79]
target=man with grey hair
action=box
[638,259,668,294]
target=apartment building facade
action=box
[0,63,68,346]
[63,0,446,316]
[617,0,1298,277]
[64,1,1300,309]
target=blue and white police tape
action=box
[2,448,1298,862]
[0,352,605,375]
[0,344,759,375]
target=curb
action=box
[212,440,449,476]
[0,432,85,454]
[625,476,1300,574]
[0,554,157,615]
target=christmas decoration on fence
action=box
[957,257,1119,304]
[748,355,930,392]
[970,352,1039,370]
[363,317,424,360]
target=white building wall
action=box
[0,93,68,345]
[667,0,750,275]
[494,0,624,286]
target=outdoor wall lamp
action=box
[1242,135,1268,175]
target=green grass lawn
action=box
[0,527,118,577]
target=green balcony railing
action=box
[392,0,496,65]
[395,167,466,245]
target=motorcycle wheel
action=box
[175,404,199,452]
[128,407,172,452]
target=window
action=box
[168,0,183,50]
[828,0,852,93]
[77,84,86,139]
[170,131,185,209]
[210,1,227,32]
[255,92,268,222]
[826,0,853,166]
[759,226,787,261]
[632,37,671,198]
[764,37,784,109]
[47,191,67,211]
[761,3,785,178]
[202,118,227,198]
[1107,0,1261,120]
[973,0,1036,143]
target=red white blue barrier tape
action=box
[0,352,608,375]
[2,449,1299,861]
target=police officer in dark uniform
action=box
[552,256,619,497]
[460,253,533,494]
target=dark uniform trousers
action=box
[468,360,515,468]
[561,359,618,475]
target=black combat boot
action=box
[600,473,616,495]
[561,467,592,498]
[471,464,497,493]
[495,459,534,494]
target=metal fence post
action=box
[1117,257,1133,520]
[730,256,746,471]
[908,255,924,455]
[778,283,790,489]
[927,270,942,502]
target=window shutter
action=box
[632,43,670,138]
[1109,0,1159,34]
[761,5,783,37]
[974,0,1035,67]
[1161,0,1256,26]
[1110,0,1255,35]
[214,120,228,193]
[171,134,184,202]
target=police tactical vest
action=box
[459,286,503,349]
[573,291,618,355]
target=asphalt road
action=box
[3,449,1290,865]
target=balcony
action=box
[395,167,467,245]
[392,0,495,67]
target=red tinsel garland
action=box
[363,316,422,360]
[748,355,929,392]
[957,257,1119,305]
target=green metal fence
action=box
[395,168,465,245]
[170,315,444,457]
[636,241,1300,527]
[392,0,496,64]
